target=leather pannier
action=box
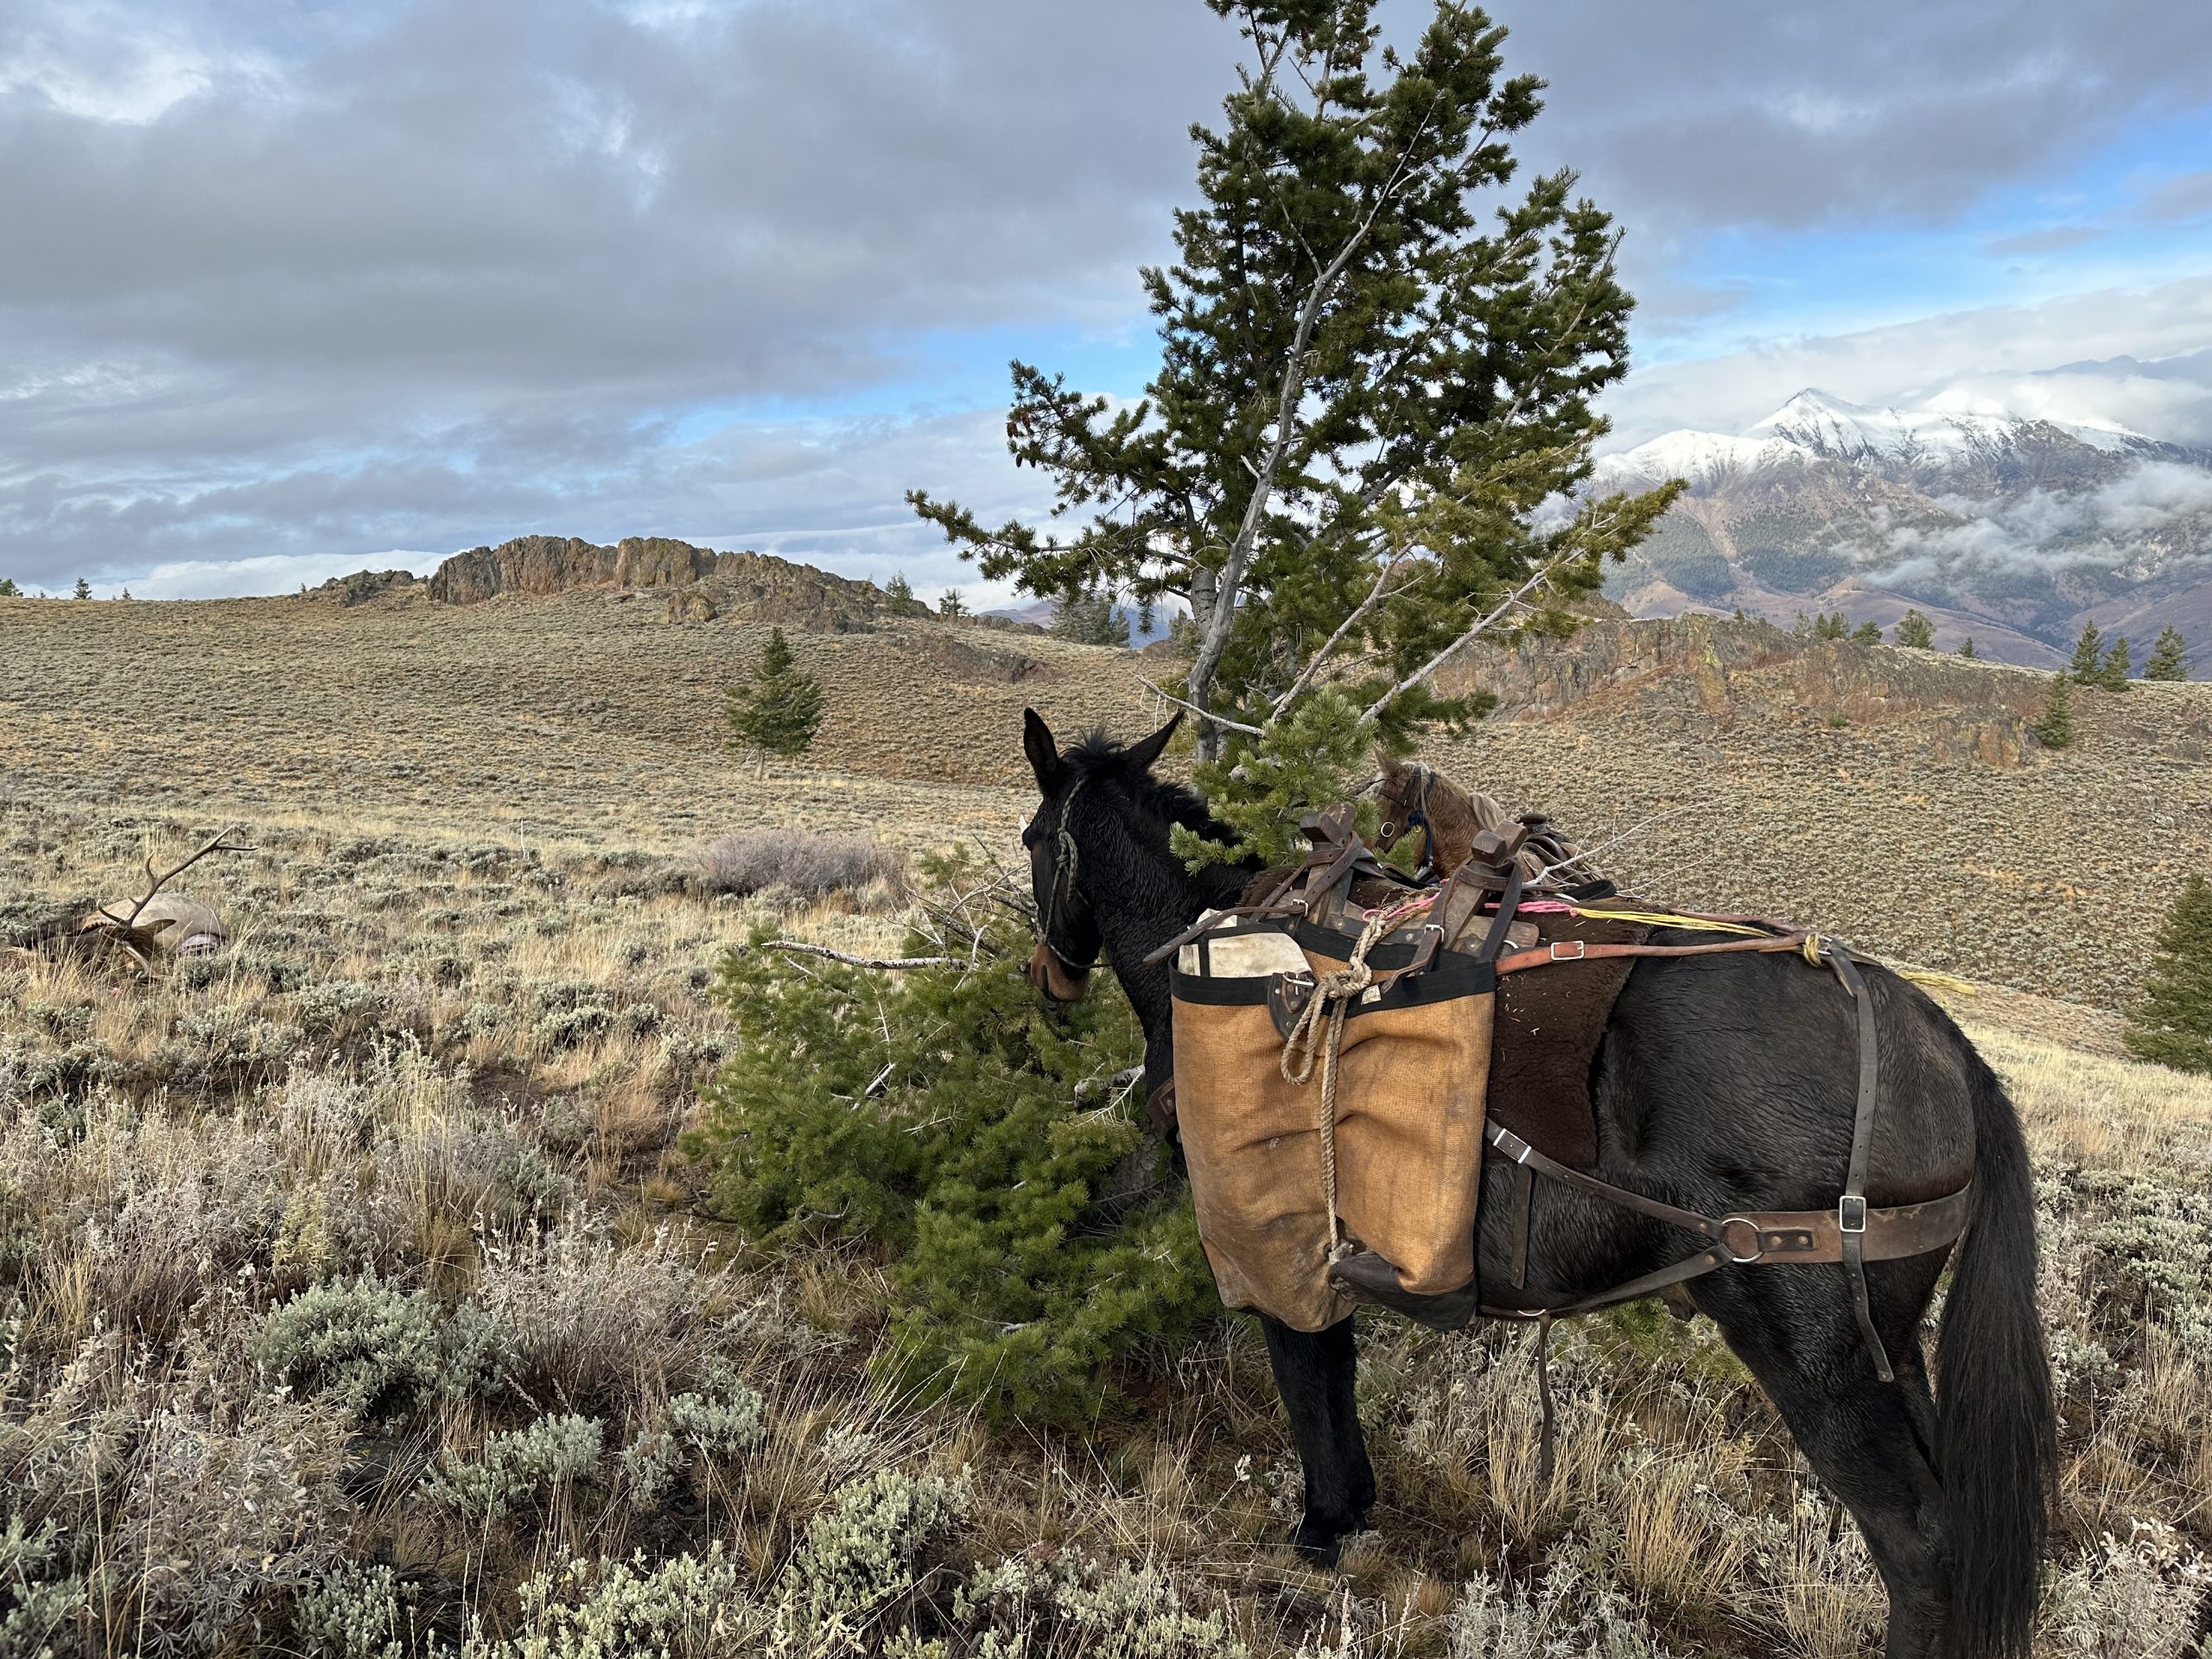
[1170,915,1496,1332]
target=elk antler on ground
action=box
[96,830,253,932]
[68,829,252,970]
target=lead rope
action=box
[1039,779,1086,965]
[1534,1310,1557,1487]
[1281,895,1436,1254]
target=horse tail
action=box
[1935,1047,2055,1659]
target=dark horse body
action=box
[1017,710,2054,1659]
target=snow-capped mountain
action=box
[1591,390,2210,674]
[1595,389,2169,494]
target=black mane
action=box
[1059,728,1247,855]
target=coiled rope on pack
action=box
[1280,893,1438,1255]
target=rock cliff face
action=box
[426,536,881,631]
[1440,613,2064,766]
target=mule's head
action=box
[1018,706,1181,1002]
[1370,748,1430,857]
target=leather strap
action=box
[1465,1127,1972,1326]
[1506,1158,1535,1290]
[1146,1078,1179,1141]
[1495,932,1808,976]
[1830,945,1893,1379]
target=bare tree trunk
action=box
[1189,565,1221,758]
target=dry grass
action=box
[3,594,2209,1656]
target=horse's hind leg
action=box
[1259,1312,1374,1562]
[1693,1269,1951,1659]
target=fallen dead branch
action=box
[758,941,961,971]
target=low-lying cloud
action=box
[1853,457,2212,588]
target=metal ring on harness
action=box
[1718,1216,1766,1263]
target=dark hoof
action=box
[1291,1524,1344,1567]
[1290,1511,1368,1567]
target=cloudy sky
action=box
[3,0,2209,601]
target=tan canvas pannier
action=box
[1170,913,1496,1332]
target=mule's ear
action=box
[1122,709,1183,772]
[1373,743,1402,779]
[1022,708,1062,792]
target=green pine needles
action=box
[690,855,1213,1423]
[2067,621,2133,690]
[723,627,825,775]
[2031,671,2074,749]
[1892,609,1934,649]
[2125,876,2212,1075]
[910,0,1678,786]
[1051,587,1132,648]
[2145,625,2189,682]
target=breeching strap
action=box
[1473,936,1954,1395]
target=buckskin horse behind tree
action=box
[1014,708,2053,1659]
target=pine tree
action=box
[2145,625,2189,682]
[119,588,132,601]
[883,571,919,614]
[909,0,1675,770]
[1957,636,1977,659]
[2124,876,2212,1075]
[73,578,92,600]
[723,627,825,776]
[2031,672,2074,748]
[938,588,967,619]
[1812,611,1850,640]
[692,849,1211,1423]
[1893,608,1935,649]
[1051,586,1131,647]
[0,577,19,597]
[2067,621,2105,683]
[2099,636,2132,690]
[1852,620,1882,645]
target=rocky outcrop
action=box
[1438,612,1796,720]
[428,536,619,604]
[1440,613,2058,765]
[308,569,422,607]
[426,536,883,631]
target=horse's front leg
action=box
[1259,1312,1373,1563]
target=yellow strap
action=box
[1896,968,1979,997]
[1569,906,1773,938]
[1578,904,1977,995]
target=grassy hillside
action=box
[0,588,1153,846]
[3,590,2209,1656]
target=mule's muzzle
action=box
[1027,940,1092,1003]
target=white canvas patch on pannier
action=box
[1180,921,1313,981]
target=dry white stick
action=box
[1271,550,1414,715]
[1075,1064,1145,1103]
[1136,677,1265,736]
[1358,551,1579,727]
[760,941,961,971]
[1529,804,1697,886]
[1185,118,1439,733]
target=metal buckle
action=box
[1549,940,1587,962]
[1718,1216,1765,1263]
[1838,1194,1867,1235]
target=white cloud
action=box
[95,550,434,601]
[1603,275,2212,448]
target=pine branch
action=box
[1271,550,1416,715]
[1185,109,1444,744]
[1358,540,1597,728]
